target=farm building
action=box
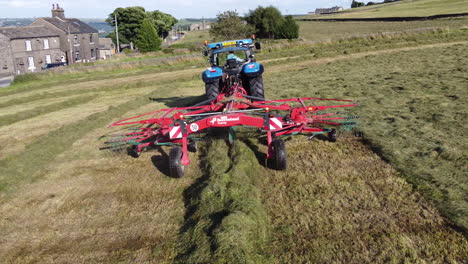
[99,38,115,59]
[314,6,344,14]
[31,4,100,65]
[0,26,63,76]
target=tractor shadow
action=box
[241,137,267,168]
[150,146,172,177]
[149,95,206,107]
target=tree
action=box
[245,6,299,40]
[245,6,283,39]
[209,11,254,40]
[147,10,177,39]
[351,0,365,8]
[106,6,147,44]
[136,18,162,52]
[277,16,299,39]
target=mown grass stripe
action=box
[0,95,95,127]
[0,72,199,109]
[176,139,269,264]
[0,92,157,193]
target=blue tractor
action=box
[201,37,264,101]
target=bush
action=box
[277,16,299,39]
[351,0,365,8]
[12,73,40,85]
[209,11,254,40]
[245,6,299,40]
[136,18,162,53]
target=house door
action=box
[45,55,52,64]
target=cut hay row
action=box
[0,94,95,127]
[176,139,269,263]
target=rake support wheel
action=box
[272,139,287,170]
[169,147,184,178]
[328,129,337,142]
[129,145,141,158]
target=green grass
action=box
[310,0,468,19]
[0,95,95,127]
[176,139,268,264]
[261,137,467,263]
[0,23,467,263]
[262,42,468,233]
[298,17,468,41]
[170,30,210,50]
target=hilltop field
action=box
[304,0,468,19]
[0,7,467,264]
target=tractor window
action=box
[217,50,246,65]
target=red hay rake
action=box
[106,84,359,177]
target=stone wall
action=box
[0,34,14,77]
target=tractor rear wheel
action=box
[249,76,264,100]
[169,147,184,178]
[205,80,220,101]
[272,139,287,170]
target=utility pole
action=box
[68,24,73,64]
[115,14,120,53]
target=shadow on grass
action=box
[150,146,171,177]
[241,137,267,168]
[149,95,206,107]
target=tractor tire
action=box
[169,147,184,178]
[188,141,197,153]
[272,139,287,170]
[205,80,220,101]
[129,145,141,158]
[328,129,337,142]
[248,76,264,100]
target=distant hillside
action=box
[0,18,33,27]
[307,0,468,19]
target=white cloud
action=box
[0,0,42,8]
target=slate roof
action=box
[40,17,98,34]
[0,26,59,39]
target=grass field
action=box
[0,22,467,263]
[308,0,468,19]
[298,17,468,41]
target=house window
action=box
[91,48,95,58]
[73,35,79,45]
[27,56,35,71]
[25,40,32,51]
[43,39,49,49]
[89,34,94,43]
[75,51,80,61]
[45,55,51,64]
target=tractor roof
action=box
[212,46,249,55]
[206,39,253,49]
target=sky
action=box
[0,0,373,19]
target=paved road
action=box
[0,76,13,88]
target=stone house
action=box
[0,26,63,75]
[31,4,99,64]
[189,22,211,31]
[314,6,344,14]
[99,38,115,59]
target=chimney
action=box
[52,3,65,19]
